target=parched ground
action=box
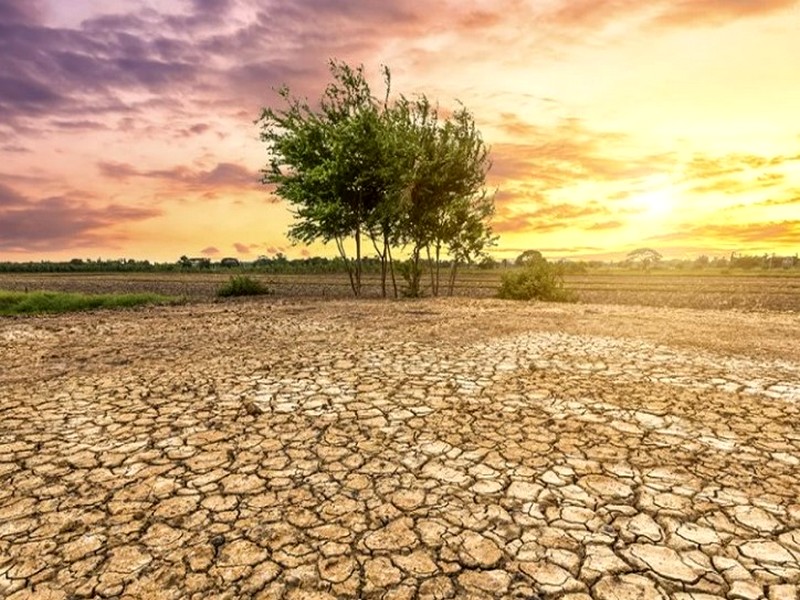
[1,298,799,600]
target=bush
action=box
[217,275,271,297]
[497,260,577,302]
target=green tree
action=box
[258,62,392,296]
[515,249,545,266]
[626,247,662,269]
[391,96,494,296]
[257,61,495,298]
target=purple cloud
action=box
[97,160,257,190]
[0,184,160,252]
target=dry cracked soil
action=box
[1,298,799,600]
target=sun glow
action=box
[635,188,674,217]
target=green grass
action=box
[0,290,180,316]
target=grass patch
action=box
[217,275,272,297]
[0,290,180,316]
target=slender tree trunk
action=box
[426,245,436,297]
[386,236,398,298]
[448,260,459,296]
[436,242,442,296]
[354,225,362,297]
[370,233,387,298]
[336,236,358,296]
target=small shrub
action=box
[397,259,425,298]
[217,275,271,297]
[497,260,577,302]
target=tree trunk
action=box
[448,260,459,296]
[336,236,358,296]
[354,225,362,297]
[370,233,387,298]
[426,245,437,297]
[386,237,398,298]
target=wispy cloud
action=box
[98,161,258,190]
[651,220,800,245]
[0,183,160,252]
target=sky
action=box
[1,0,799,263]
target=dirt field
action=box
[2,270,799,311]
[1,297,799,599]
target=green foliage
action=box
[0,291,179,315]
[498,261,577,302]
[515,249,545,266]
[216,275,271,298]
[396,259,425,298]
[257,60,495,298]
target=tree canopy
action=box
[257,61,495,297]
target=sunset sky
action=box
[1,0,799,262]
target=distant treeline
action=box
[0,252,797,274]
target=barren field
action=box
[2,270,799,311]
[1,297,800,599]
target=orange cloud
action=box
[492,200,612,234]
[651,220,800,245]
[545,0,799,30]
[654,0,800,26]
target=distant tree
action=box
[515,249,545,266]
[626,247,662,269]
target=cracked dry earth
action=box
[1,298,799,600]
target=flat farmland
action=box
[1,270,799,311]
[1,293,800,599]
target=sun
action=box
[630,177,678,220]
[635,188,674,217]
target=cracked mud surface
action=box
[1,298,799,599]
